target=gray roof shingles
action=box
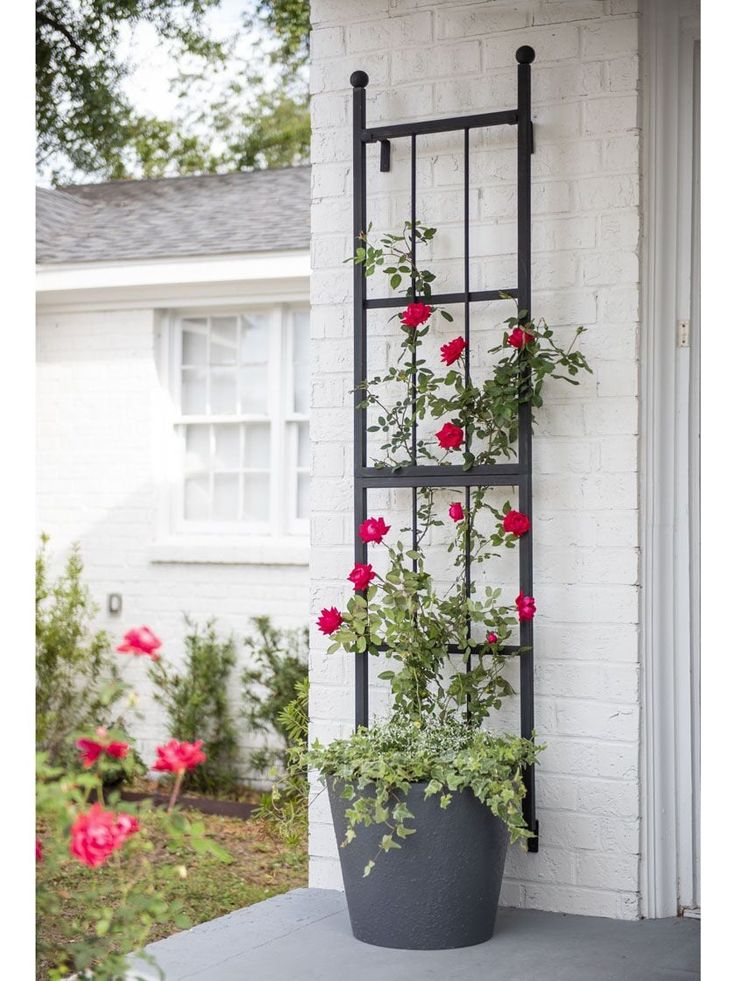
[36,166,311,264]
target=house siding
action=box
[36,306,309,773]
[309,0,641,919]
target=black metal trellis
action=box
[350,46,538,851]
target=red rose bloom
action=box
[69,804,139,868]
[448,502,464,522]
[440,336,466,366]
[153,739,207,774]
[508,326,532,349]
[77,736,130,768]
[487,632,498,645]
[400,302,432,329]
[359,516,391,544]
[117,626,162,661]
[317,607,343,635]
[502,510,530,537]
[516,592,537,621]
[347,563,376,591]
[436,422,464,450]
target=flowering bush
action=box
[309,220,592,871]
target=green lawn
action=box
[36,810,307,979]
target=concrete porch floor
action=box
[131,888,700,981]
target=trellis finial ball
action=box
[515,46,536,64]
[350,70,369,88]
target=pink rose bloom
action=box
[440,337,466,366]
[36,838,43,863]
[117,626,162,661]
[359,516,391,544]
[436,422,464,450]
[153,739,207,774]
[503,510,530,536]
[400,302,432,329]
[347,563,376,591]
[448,502,464,522]
[508,326,532,349]
[487,632,498,645]
[516,592,536,622]
[69,804,139,868]
[317,607,343,635]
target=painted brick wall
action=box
[36,306,309,775]
[309,0,641,918]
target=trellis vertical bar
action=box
[463,127,472,693]
[515,45,538,848]
[351,70,370,730]
[410,135,419,557]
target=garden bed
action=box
[36,811,307,980]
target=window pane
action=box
[243,473,269,522]
[297,422,310,469]
[210,367,237,414]
[210,317,237,365]
[292,311,310,414]
[184,475,209,520]
[185,425,210,472]
[241,314,269,365]
[182,368,207,414]
[244,423,270,468]
[182,319,207,365]
[297,473,310,521]
[213,424,240,471]
[239,365,268,414]
[213,474,239,521]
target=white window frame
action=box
[160,302,310,549]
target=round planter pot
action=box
[328,779,509,950]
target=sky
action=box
[117,0,263,119]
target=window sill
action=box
[149,538,309,567]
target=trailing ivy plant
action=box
[309,220,592,873]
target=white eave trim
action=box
[36,249,310,294]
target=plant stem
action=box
[167,770,185,814]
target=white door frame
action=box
[640,0,700,919]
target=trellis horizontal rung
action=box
[362,109,518,142]
[357,467,529,489]
[371,643,521,657]
[365,288,518,310]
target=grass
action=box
[36,808,307,979]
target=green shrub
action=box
[36,536,127,766]
[242,616,308,774]
[149,618,240,796]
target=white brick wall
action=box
[36,306,309,774]
[309,0,641,918]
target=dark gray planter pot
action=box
[328,779,509,950]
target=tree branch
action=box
[37,10,83,56]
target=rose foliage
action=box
[308,221,592,872]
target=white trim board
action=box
[640,0,700,919]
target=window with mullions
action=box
[172,307,309,537]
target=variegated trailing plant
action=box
[308,221,591,873]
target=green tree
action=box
[37,0,311,184]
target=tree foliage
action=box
[36,0,311,183]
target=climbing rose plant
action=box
[309,220,591,870]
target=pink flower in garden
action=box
[400,302,432,329]
[507,326,533,349]
[436,422,464,450]
[76,736,130,769]
[117,626,162,661]
[36,838,43,863]
[69,803,139,868]
[440,337,466,366]
[448,502,464,522]
[347,563,376,592]
[516,592,537,622]
[317,607,343,635]
[153,739,207,774]
[502,510,530,537]
[487,632,498,645]
[359,516,391,544]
